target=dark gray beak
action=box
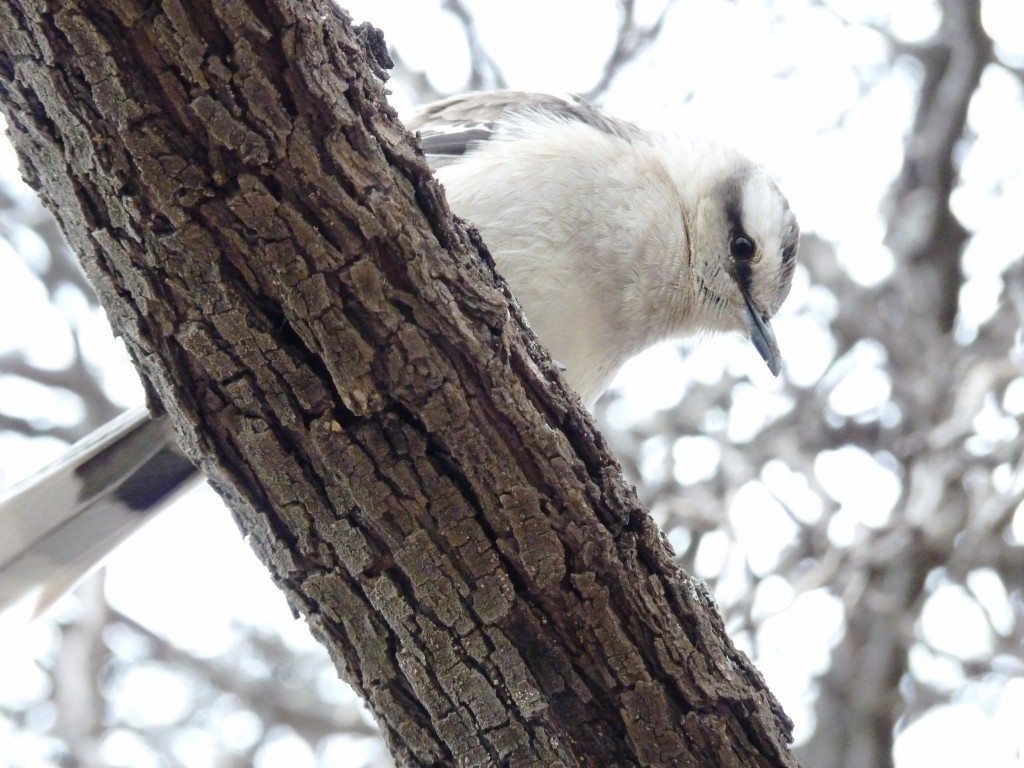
[743,295,781,376]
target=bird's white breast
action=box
[433,116,694,405]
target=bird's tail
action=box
[0,406,198,617]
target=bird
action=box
[407,92,799,406]
[0,91,799,615]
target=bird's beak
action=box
[743,295,782,376]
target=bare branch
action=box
[584,0,680,102]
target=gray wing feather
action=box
[408,90,644,164]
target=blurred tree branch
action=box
[389,0,680,106]
[884,0,990,332]
[441,0,507,92]
[800,2,1008,766]
[388,0,508,103]
[584,0,680,102]
[0,188,123,441]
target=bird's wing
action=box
[407,90,643,165]
[0,406,197,616]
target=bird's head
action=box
[690,165,799,376]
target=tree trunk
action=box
[0,0,798,765]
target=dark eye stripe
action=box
[723,180,755,294]
[724,183,746,246]
[781,216,799,264]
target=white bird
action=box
[0,91,798,615]
[408,91,799,405]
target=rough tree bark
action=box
[0,0,798,765]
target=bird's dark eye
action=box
[731,235,755,261]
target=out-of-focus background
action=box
[1,1,1022,766]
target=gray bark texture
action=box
[0,0,798,765]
